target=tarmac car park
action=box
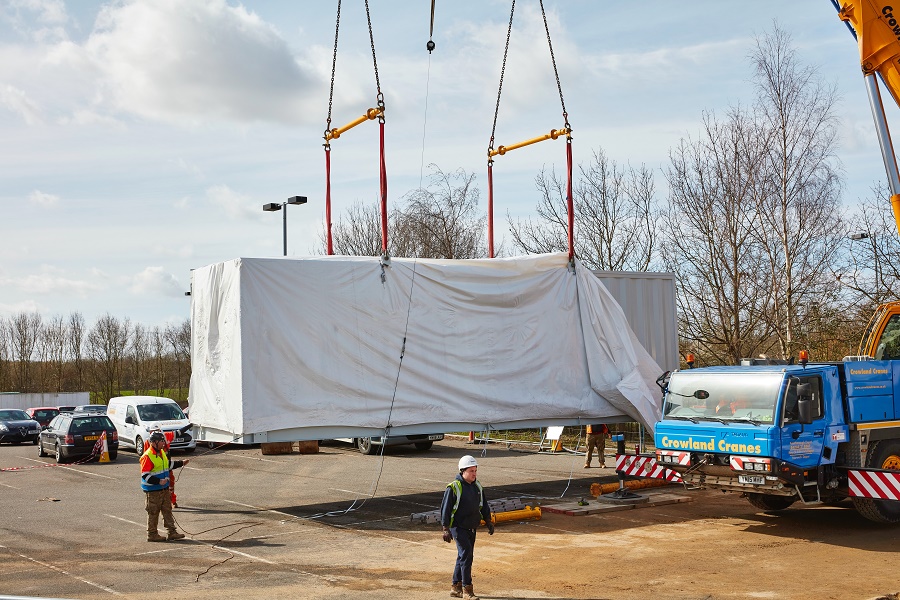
[1,437,900,599]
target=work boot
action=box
[167,531,186,541]
[450,582,463,597]
[462,584,478,599]
[147,532,166,542]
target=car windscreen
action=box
[0,410,31,421]
[34,410,58,419]
[137,403,185,421]
[70,417,113,433]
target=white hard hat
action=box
[458,455,478,470]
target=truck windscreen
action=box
[663,372,784,425]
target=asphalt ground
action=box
[2,437,900,600]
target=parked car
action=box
[339,433,444,455]
[0,409,41,444]
[74,404,107,415]
[57,406,76,413]
[25,407,61,428]
[38,413,118,463]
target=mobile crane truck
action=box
[649,1,900,524]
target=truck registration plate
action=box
[739,475,765,485]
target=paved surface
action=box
[1,437,899,600]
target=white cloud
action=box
[2,268,101,297]
[1,85,43,124]
[83,0,321,125]
[129,266,184,298]
[152,244,194,259]
[0,299,41,316]
[28,189,59,206]
[206,184,263,221]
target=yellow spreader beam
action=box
[489,127,570,158]
[325,107,384,142]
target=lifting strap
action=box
[487,0,574,260]
[324,0,388,256]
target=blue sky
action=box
[0,0,893,327]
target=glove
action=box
[487,522,494,536]
[442,528,452,543]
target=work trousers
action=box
[145,489,176,535]
[585,433,606,466]
[451,527,477,585]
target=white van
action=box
[107,396,196,455]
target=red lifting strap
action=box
[380,120,388,254]
[487,163,495,258]
[325,149,334,255]
[566,139,573,260]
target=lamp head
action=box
[287,196,308,205]
[262,203,282,212]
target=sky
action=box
[0,0,895,327]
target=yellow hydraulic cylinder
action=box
[489,127,570,157]
[892,193,900,236]
[590,478,672,497]
[480,505,542,526]
[325,107,384,141]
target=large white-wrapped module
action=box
[188,253,663,441]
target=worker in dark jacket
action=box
[140,431,189,542]
[440,455,493,600]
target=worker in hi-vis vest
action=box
[440,455,493,600]
[140,431,189,542]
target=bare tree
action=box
[664,108,777,365]
[129,323,151,396]
[509,149,660,270]
[842,184,900,305]
[42,314,68,392]
[750,24,846,359]
[320,166,487,259]
[68,312,86,392]
[86,314,131,402]
[395,167,486,259]
[165,320,191,401]
[150,326,168,396]
[8,312,42,392]
[0,317,9,392]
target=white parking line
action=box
[0,481,21,489]
[211,544,275,564]
[20,457,116,480]
[228,454,282,464]
[223,499,296,519]
[0,544,123,595]
[105,514,143,527]
[329,487,366,496]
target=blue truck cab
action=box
[654,359,900,522]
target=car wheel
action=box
[135,436,144,455]
[184,447,196,453]
[38,439,47,457]
[356,437,378,455]
[108,451,117,461]
[32,437,38,445]
[12,441,21,445]
[55,443,66,464]
[414,441,434,451]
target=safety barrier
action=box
[0,433,106,472]
[615,453,683,482]
[848,468,900,500]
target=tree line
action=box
[0,312,190,404]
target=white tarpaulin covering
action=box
[188,253,663,442]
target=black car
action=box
[74,404,107,415]
[39,413,119,463]
[0,409,41,444]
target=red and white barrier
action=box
[848,469,900,500]
[615,454,683,482]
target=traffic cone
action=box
[99,431,110,463]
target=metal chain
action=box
[489,0,516,158]
[539,0,569,129]
[325,0,342,146]
[364,0,385,119]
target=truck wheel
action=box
[746,493,795,511]
[414,441,433,451]
[851,440,900,523]
[356,438,378,455]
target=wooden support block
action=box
[296,440,319,454]
[260,442,294,455]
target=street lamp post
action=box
[263,196,308,256]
